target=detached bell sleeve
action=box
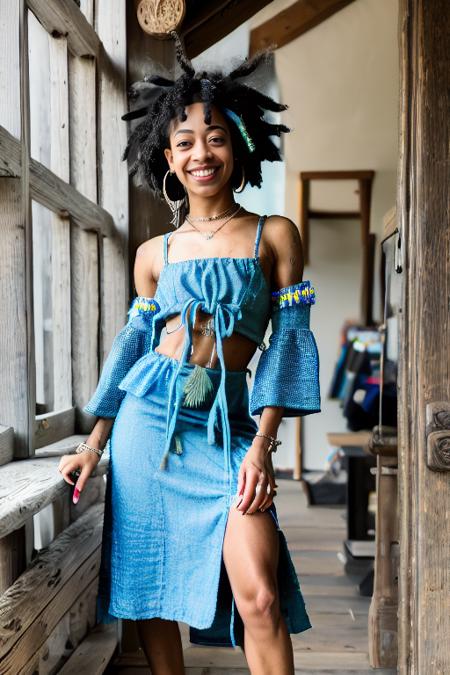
[250,281,321,417]
[83,296,160,418]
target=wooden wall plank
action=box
[18,577,99,674]
[49,35,72,410]
[20,0,37,459]
[0,124,118,238]
[0,504,103,661]
[0,179,31,457]
[126,1,173,276]
[0,550,101,672]
[397,1,450,672]
[96,0,129,356]
[0,0,20,138]
[68,12,100,433]
[57,623,119,675]
[250,0,356,56]
[27,0,100,57]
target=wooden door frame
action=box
[397,1,449,673]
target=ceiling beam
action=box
[27,0,100,57]
[249,0,356,56]
[182,0,274,59]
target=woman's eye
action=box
[176,141,191,148]
[209,136,225,144]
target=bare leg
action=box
[223,506,295,675]
[136,618,185,675]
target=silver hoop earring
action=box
[163,170,187,229]
[233,166,246,194]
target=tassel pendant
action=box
[183,365,214,408]
[174,435,183,455]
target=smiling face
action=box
[163,102,235,200]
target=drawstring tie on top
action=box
[160,297,242,493]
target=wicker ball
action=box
[136,0,186,39]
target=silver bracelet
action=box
[254,432,282,454]
[75,442,103,458]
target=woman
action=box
[58,35,320,674]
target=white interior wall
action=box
[251,0,399,469]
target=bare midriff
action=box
[154,309,259,371]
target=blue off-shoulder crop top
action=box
[84,214,321,469]
[151,213,271,348]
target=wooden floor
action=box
[110,478,396,674]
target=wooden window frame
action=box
[0,0,128,458]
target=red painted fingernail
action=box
[73,487,80,504]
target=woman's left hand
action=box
[235,438,278,515]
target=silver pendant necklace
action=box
[187,203,238,223]
[186,204,242,240]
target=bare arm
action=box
[237,217,305,515]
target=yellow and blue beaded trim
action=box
[128,296,160,319]
[272,281,316,308]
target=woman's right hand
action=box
[58,448,101,504]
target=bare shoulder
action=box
[135,234,165,261]
[263,215,304,287]
[134,234,165,294]
[264,215,303,257]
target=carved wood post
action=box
[397,1,450,672]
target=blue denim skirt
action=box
[96,350,311,647]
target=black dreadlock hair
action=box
[122,32,290,199]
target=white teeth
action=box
[190,168,217,177]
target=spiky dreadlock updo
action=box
[122,32,290,201]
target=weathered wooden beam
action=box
[0,0,20,137]
[22,577,100,673]
[34,407,75,448]
[0,178,32,457]
[58,623,119,675]
[301,169,374,180]
[68,6,100,434]
[397,0,450,672]
[368,454,398,667]
[183,0,274,59]
[34,433,91,458]
[0,504,104,668]
[0,452,109,539]
[250,0,356,55]
[49,35,73,410]
[27,0,101,57]
[96,0,129,357]
[0,526,27,593]
[0,125,119,239]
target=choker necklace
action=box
[186,204,242,240]
[187,203,239,223]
